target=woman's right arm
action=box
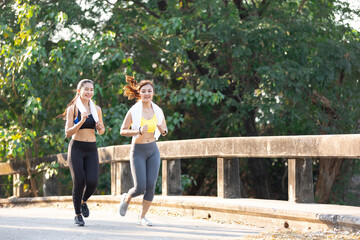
[65,105,87,138]
[120,111,141,137]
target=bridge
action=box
[0,203,265,240]
[1,135,360,238]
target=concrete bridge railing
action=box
[1,134,360,203]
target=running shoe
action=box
[81,203,89,218]
[74,215,85,226]
[119,193,129,216]
[137,216,153,226]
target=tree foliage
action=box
[1,0,360,202]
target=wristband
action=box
[139,127,142,135]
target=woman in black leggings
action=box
[60,79,105,226]
[119,76,168,226]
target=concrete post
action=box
[13,173,30,197]
[42,172,58,196]
[162,159,182,196]
[288,158,314,203]
[111,162,119,196]
[111,161,133,195]
[217,158,241,198]
[13,173,21,197]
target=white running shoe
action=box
[137,216,153,226]
[119,193,129,216]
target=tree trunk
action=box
[315,158,343,203]
[25,150,39,197]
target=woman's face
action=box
[139,84,154,103]
[78,82,94,101]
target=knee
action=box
[133,183,146,195]
[86,177,98,189]
[136,185,146,194]
[144,184,156,201]
[73,175,85,188]
[146,182,156,193]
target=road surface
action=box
[0,205,265,240]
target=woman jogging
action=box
[119,75,168,226]
[61,79,105,226]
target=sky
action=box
[343,0,360,30]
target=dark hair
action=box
[58,79,94,119]
[123,75,154,100]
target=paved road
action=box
[0,205,264,240]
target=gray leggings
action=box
[128,141,160,201]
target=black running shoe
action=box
[74,215,85,226]
[81,203,89,218]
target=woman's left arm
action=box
[96,106,105,135]
[157,113,168,136]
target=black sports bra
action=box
[73,107,96,130]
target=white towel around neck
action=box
[76,97,99,123]
[130,101,164,141]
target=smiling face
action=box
[139,84,154,103]
[78,82,94,101]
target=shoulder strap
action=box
[73,105,77,120]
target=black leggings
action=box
[67,140,99,215]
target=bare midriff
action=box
[134,132,156,144]
[73,129,96,142]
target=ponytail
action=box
[123,75,154,100]
[58,92,80,120]
[123,75,140,100]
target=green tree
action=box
[103,0,360,200]
[1,0,360,203]
[0,0,123,195]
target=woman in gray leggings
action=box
[119,75,168,226]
